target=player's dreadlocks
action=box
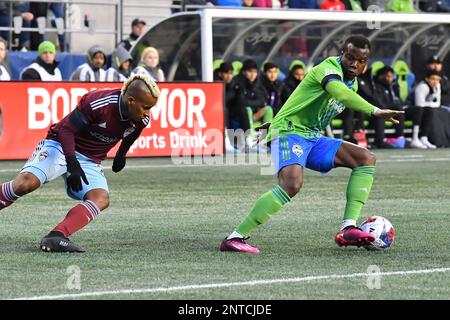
[121,73,160,101]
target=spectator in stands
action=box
[215,62,248,152]
[118,18,146,51]
[341,0,363,10]
[372,66,405,148]
[242,0,254,6]
[280,63,304,105]
[20,40,62,81]
[420,0,450,12]
[106,46,133,82]
[0,37,11,81]
[261,62,283,115]
[29,2,49,51]
[210,0,242,6]
[132,47,165,82]
[49,3,67,51]
[320,0,346,10]
[71,45,107,82]
[360,0,386,10]
[234,59,272,132]
[407,69,441,149]
[386,0,416,12]
[287,0,320,8]
[426,55,450,107]
[252,0,273,7]
[0,2,33,50]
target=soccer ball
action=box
[360,216,395,251]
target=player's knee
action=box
[14,172,40,195]
[360,151,376,166]
[96,195,110,211]
[281,179,303,198]
[90,194,109,211]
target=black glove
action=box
[66,155,89,192]
[112,155,126,173]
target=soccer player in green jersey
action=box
[220,35,404,254]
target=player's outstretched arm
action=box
[325,81,404,124]
[325,80,377,115]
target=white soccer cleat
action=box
[420,137,437,149]
[410,139,427,149]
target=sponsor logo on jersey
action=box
[89,131,119,144]
[323,69,341,76]
[292,144,303,157]
[39,151,49,161]
[98,122,107,128]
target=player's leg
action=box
[0,173,40,210]
[1,140,64,211]
[40,154,109,253]
[221,135,310,254]
[333,141,376,246]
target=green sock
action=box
[343,166,375,221]
[246,107,254,129]
[236,185,290,237]
[263,106,274,123]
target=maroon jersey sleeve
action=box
[58,93,98,158]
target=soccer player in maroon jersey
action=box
[0,74,160,252]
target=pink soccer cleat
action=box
[220,237,260,254]
[335,226,375,247]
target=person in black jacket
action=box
[261,62,283,115]
[372,66,405,148]
[215,62,251,152]
[280,63,304,105]
[117,18,146,51]
[234,59,272,126]
[233,59,272,150]
[426,55,450,107]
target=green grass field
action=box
[0,149,450,300]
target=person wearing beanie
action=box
[71,45,107,82]
[20,40,62,81]
[106,46,133,82]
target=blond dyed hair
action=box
[121,73,160,102]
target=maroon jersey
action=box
[47,88,149,163]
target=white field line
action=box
[10,267,450,300]
[1,156,450,173]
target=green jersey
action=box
[267,56,373,141]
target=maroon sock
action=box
[52,200,100,237]
[0,181,19,210]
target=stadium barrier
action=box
[0,82,224,160]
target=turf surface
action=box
[0,149,449,299]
